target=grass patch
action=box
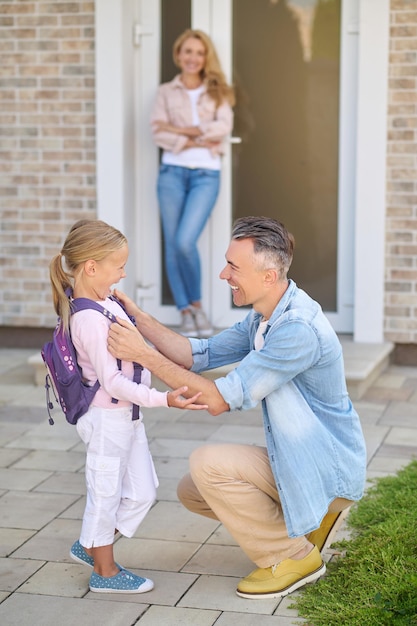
[290,459,417,626]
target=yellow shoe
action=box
[306,507,351,553]
[236,546,325,599]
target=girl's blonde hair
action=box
[173,29,235,108]
[49,219,127,330]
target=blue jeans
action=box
[157,164,220,311]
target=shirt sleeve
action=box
[198,99,234,141]
[150,85,189,154]
[211,320,321,411]
[72,310,169,408]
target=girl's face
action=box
[177,37,206,76]
[92,244,128,300]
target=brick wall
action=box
[0,1,96,331]
[385,0,417,344]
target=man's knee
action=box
[177,472,195,508]
[189,444,224,482]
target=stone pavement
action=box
[0,348,416,626]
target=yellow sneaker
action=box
[236,545,325,599]
[306,507,351,553]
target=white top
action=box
[162,85,221,171]
[254,319,269,350]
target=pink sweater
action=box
[70,298,168,412]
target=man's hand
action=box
[112,289,140,319]
[108,318,145,363]
[108,317,229,417]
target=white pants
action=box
[76,406,159,548]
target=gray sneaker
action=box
[191,306,213,338]
[179,310,198,337]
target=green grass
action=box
[290,459,417,626]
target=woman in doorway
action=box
[151,29,235,338]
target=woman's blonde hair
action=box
[173,29,235,108]
[49,219,127,330]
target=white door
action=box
[135,0,358,332]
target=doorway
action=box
[136,0,358,331]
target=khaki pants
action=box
[177,443,351,568]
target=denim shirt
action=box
[189,280,367,537]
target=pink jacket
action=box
[150,75,234,155]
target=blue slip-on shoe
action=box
[70,540,94,568]
[89,568,154,594]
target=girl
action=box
[151,28,235,338]
[49,219,206,594]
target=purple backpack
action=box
[41,296,142,425]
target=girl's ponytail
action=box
[49,253,72,330]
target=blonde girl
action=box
[49,219,205,594]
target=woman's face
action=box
[177,37,206,76]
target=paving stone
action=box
[133,500,219,542]
[153,456,190,479]
[135,604,220,625]
[147,420,221,440]
[181,544,253,577]
[5,420,79,451]
[17,561,89,597]
[377,444,417,459]
[367,456,411,474]
[0,593,148,626]
[149,437,209,459]
[58,496,85,520]
[0,423,31,447]
[360,424,390,462]
[0,557,44,592]
[0,448,31,468]
[33,471,85,495]
[0,468,52,491]
[0,406,47,424]
[178,573,279,614]
[10,449,85,473]
[0,529,36,557]
[216,610,304,625]
[385,426,417,446]
[206,524,239,547]
[0,491,79,530]
[12,518,82,563]
[155,476,182,501]
[114,536,204,572]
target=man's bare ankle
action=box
[290,542,314,561]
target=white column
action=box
[95,0,125,233]
[353,0,390,342]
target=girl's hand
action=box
[167,387,208,410]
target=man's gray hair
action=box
[231,216,294,278]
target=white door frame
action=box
[95,0,389,341]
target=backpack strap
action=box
[71,296,142,421]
